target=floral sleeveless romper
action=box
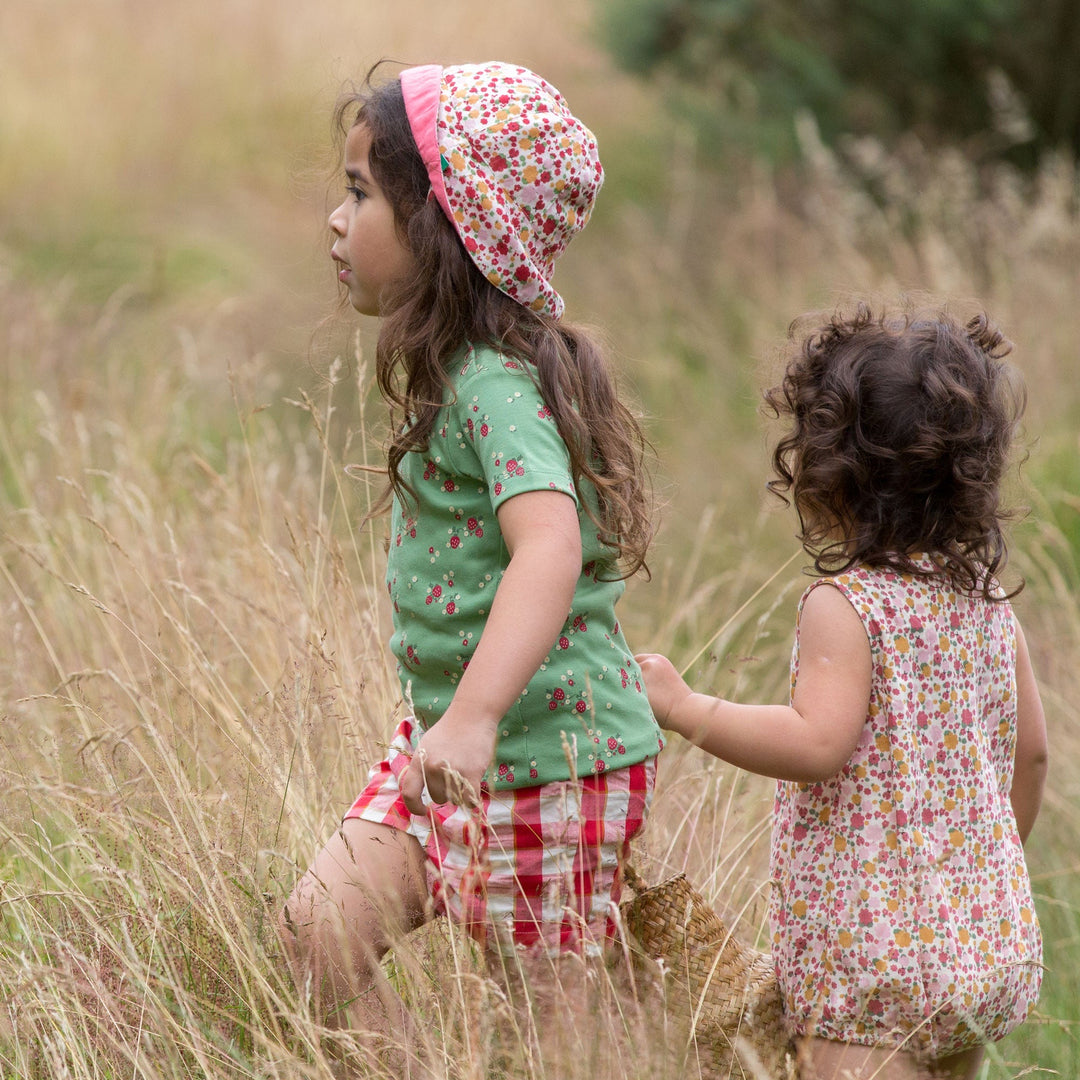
[770,562,1042,1057]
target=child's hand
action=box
[399,705,497,815]
[635,653,694,732]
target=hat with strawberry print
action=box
[400,62,604,320]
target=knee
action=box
[277,873,379,985]
[277,877,333,964]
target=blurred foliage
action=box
[601,0,1080,168]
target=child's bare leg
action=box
[278,819,430,1063]
[930,1046,984,1080]
[487,947,651,1080]
[800,1037,926,1079]
[800,1037,986,1080]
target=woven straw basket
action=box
[620,865,797,1079]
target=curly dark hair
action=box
[763,303,1027,598]
[333,68,652,579]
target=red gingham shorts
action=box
[344,717,656,958]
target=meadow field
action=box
[2,1,1078,1077]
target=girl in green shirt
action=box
[280,61,664,1066]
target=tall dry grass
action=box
[3,0,1080,1076]
[0,285,774,1079]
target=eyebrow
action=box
[345,165,372,186]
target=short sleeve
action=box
[450,352,577,512]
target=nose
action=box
[328,199,348,237]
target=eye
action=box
[346,184,367,203]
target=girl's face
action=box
[329,123,415,315]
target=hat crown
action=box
[403,61,603,319]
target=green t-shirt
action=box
[386,343,664,789]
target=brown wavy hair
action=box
[334,69,652,578]
[763,303,1027,598]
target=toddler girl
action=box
[280,61,663,1059]
[637,305,1047,1080]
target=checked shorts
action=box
[345,716,656,957]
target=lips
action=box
[331,250,351,282]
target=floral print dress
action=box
[770,561,1042,1058]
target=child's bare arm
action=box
[1011,616,1048,844]
[638,584,871,782]
[399,489,581,812]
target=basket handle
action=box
[622,862,649,894]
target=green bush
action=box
[602,0,1080,167]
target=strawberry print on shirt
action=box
[384,343,663,790]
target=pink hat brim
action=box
[400,65,453,221]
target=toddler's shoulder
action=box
[798,575,867,629]
[800,569,869,607]
[798,568,889,639]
